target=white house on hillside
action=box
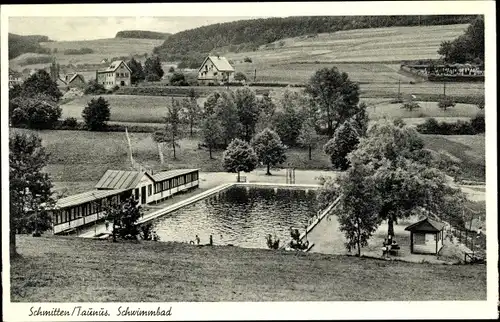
[198,56,235,85]
[96,60,132,89]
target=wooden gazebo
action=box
[405,217,445,255]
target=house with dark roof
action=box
[96,60,132,89]
[9,69,23,88]
[405,217,446,255]
[48,168,199,234]
[198,56,235,85]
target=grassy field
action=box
[11,236,486,302]
[59,94,482,126]
[60,95,206,123]
[225,24,477,84]
[9,38,164,70]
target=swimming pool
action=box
[152,185,319,249]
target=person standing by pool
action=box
[104,219,109,231]
[209,235,213,246]
[195,235,200,245]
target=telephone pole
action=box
[397,79,401,101]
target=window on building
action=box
[148,184,152,196]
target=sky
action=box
[8,16,265,41]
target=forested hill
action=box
[153,15,478,61]
[115,30,171,39]
[8,33,52,59]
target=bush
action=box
[82,97,110,131]
[470,114,485,133]
[169,72,189,86]
[244,57,252,63]
[168,66,175,73]
[401,101,421,111]
[9,95,62,129]
[84,80,106,95]
[416,116,485,135]
[438,97,456,110]
[63,47,94,55]
[145,74,161,82]
[62,117,78,128]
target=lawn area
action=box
[422,134,485,181]
[60,95,206,124]
[365,100,482,120]
[10,235,486,302]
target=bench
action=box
[382,244,400,256]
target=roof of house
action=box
[97,60,132,73]
[199,56,234,72]
[404,217,445,233]
[66,73,85,84]
[95,170,153,190]
[152,168,199,182]
[9,69,22,78]
[55,189,127,209]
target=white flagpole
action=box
[125,127,135,168]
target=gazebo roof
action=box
[404,217,445,233]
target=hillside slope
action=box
[11,236,486,302]
[8,33,52,59]
[153,15,477,60]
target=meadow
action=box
[11,236,486,302]
[59,93,482,126]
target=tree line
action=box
[8,33,52,59]
[153,15,478,62]
[115,30,171,39]
[438,16,484,64]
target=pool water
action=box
[152,185,319,249]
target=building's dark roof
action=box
[95,170,151,190]
[55,189,126,208]
[152,168,198,182]
[405,217,445,232]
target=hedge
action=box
[416,115,485,135]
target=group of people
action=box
[382,235,400,256]
[190,234,216,246]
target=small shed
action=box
[405,217,445,255]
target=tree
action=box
[154,98,184,160]
[401,101,421,111]
[334,165,382,256]
[181,90,201,137]
[348,119,465,237]
[10,132,54,256]
[104,197,143,242]
[82,97,110,131]
[21,69,62,101]
[438,17,484,63]
[84,79,106,95]
[251,128,287,175]
[144,55,164,80]
[9,94,61,129]
[255,93,276,132]
[233,87,260,142]
[234,72,247,82]
[272,90,306,146]
[323,120,360,170]
[127,57,145,84]
[216,91,241,146]
[297,117,319,160]
[169,72,189,86]
[222,138,258,181]
[305,67,360,137]
[438,97,456,111]
[201,112,223,159]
